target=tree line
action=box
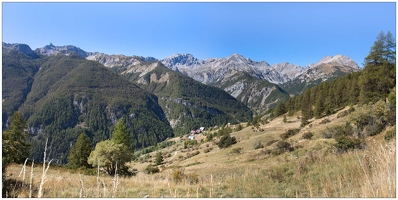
[272,31,396,126]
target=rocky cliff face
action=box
[3,42,39,58]
[161,53,281,84]
[161,53,360,85]
[35,43,88,58]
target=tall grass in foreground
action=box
[4,139,395,197]
[221,140,396,197]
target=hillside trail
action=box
[168,151,177,161]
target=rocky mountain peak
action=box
[161,53,203,69]
[2,42,38,58]
[35,44,88,58]
[271,62,302,79]
[307,54,360,70]
[225,53,250,64]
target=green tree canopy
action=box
[155,151,163,166]
[271,31,395,122]
[217,134,237,148]
[2,112,30,173]
[87,140,132,176]
[67,133,93,169]
[360,31,396,103]
[111,118,133,149]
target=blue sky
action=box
[2,2,396,67]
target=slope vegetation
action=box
[121,61,253,136]
[2,44,43,127]
[8,53,173,163]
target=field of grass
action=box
[3,106,396,198]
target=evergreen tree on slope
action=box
[67,132,93,169]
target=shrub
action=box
[348,106,355,113]
[184,140,198,149]
[337,110,349,118]
[145,164,159,174]
[263,149,272,155]
[302,132,314,140]
[216,126,233,137]
[321,122,354,139]
[155,151,163,165]
[186,151,200,158]
[171,168,185,184]
[253,140,264,149]
[217,134,237,148]
[280,129,300,139]
[206,133,214,142]
[350,101,392,138]
[276,141,292,150]
[337,106,356,118]
[235,124,243,131]
[385,128,396,141]
[362,123,384,137]
[204,147,213,153]
[186,173,199,184]
[334,136,362,152]
[231,147,242,154]
[273,141,294,155]
[319,118,331,124]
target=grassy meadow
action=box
[3,106,396,198]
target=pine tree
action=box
[155,151,163,165]
[2,112,31,177]
[360,31,396,103]
[273,102,287,117]
[385,31,396,63]
[111,118,132,149]
[67,133,93,169]
[2,112,30,164]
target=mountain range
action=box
[2,42,361,163]
[34,43,360,113]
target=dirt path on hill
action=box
[168,151,177,161]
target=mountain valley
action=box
[2,31,396,198]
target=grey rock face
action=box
[3,42,38,58]
[35,43,88,58]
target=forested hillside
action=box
[2,44,43,127]
[273,31,395,128]
[3,51,174,163]
[122,62,253,135]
